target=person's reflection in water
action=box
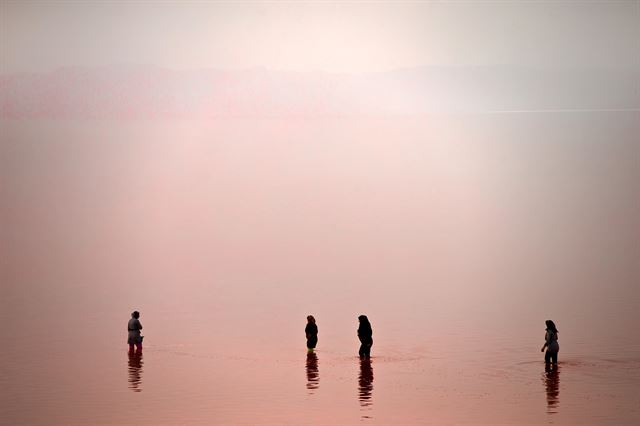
[305,352,319,393]
[543,363,560,414]
[128,351,144,392]
[358,357,374,416]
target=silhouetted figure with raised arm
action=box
[357,315,373,359]
[541,320,559,365]
[305,315,318,352]
[127,311,143,354]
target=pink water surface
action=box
[2,114,639,425]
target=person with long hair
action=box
[541,319,559,365]
[305,315,318,352]
[357,315,373,359]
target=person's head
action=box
[545,320,557,333]
[307,315,315,324]
[358,315,369,324]
[132,311,140,319]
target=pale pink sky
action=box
[1,0,639,73]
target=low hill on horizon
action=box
[1,65,638,118]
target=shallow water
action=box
[1,114,639,425]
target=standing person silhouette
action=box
[305,315,318,352]
[357,315,373,359]
[127,311,143,354]
[541,320,559,365]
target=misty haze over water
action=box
[2,110,639,425]
[1,1,639,424]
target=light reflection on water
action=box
[358,358,374,417]
[305,352,319,393]
[127,351,144,393]
[543,364,560,415]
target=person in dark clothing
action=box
[305,315,318,352]
[541,319,559,365]
[127,311,143,354]
[357,315,373,359]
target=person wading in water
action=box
[541,319,559,365]
[128,311,143,354]
[305,315,318,352]
[357,315,373,359]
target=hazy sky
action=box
[2,0,639,73]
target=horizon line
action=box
[2,62,638,77]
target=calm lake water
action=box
[1,113,639,425]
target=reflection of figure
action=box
[358,358,374,408]
[305,315,318,352]
[305,352,319,392]
[127,351,144,392]
[540,320,559,365]
[127,311,143,354]
[357,315,373,359]
[543,363,560,414]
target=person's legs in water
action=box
[135,342,142,353]
[359,343,371,359]
[307,337,317,353]
[128,343,135,354]
[551,351,558,364]
[364,343,371,358]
